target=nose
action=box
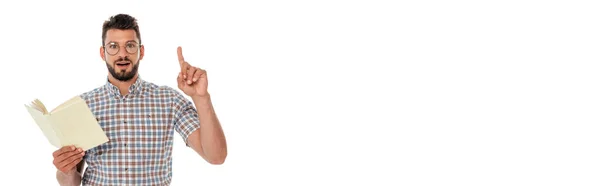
[117,46,129,58]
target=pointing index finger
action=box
[177,46,185,65]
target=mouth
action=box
[116,61,131,68]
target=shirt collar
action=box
[104,75,145,97]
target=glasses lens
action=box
[126,43,138,54]
[106,43,119,55]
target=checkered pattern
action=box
[78,76,200,186]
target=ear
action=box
[100,46,106,61]
[139,45,145,60]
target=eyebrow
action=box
[105,40,139,45]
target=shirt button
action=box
[125,168,128,171]
[124,144,127,147]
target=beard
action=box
[106,56,139,81]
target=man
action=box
[50,14,228,186]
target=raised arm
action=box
[175,46,227,164]
[187,94,227,164]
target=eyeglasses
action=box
[103,41,141,55]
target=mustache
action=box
[114,57,132,64]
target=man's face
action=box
[101,29,144,81]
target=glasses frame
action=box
[103,41,142,56]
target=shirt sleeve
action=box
[171,89,201,147]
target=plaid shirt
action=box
[79,76,200,186]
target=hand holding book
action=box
[53,145,85,173]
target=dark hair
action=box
[102,14,141,45]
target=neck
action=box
[108,74,138,96]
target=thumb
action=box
[177,72,185,89]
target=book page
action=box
[48,96,109,150]
[25,104,61,148]
[28,99,48,114]
[51,96,83,114]
[34,99,48,114]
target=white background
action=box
[0,0,599,185]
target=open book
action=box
[25,96,109,151]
